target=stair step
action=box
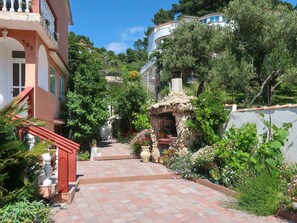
[79,173,173,185]
[94,154,140,161]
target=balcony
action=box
[0,0,58,49]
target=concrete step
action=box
[94,154,140,161]
[79,173,173,185]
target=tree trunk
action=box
[197,81,205,96]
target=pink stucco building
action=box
[0,0,72,132]
[0,0,80,203]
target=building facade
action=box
[0,0,72,132]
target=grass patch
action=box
[232,169,285,216]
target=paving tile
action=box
[54,140,288,223]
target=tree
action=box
[111,79,150,132]
[172,0,231,17]
[154,21,226,94]
[220,0,297,105]
[187,88,228,148]
[125,48,147,71]
[209,51,255,103]
[152,8,175,25]
[66,33,109,143]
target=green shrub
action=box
[233,168,285,216]
[0,198,52,223]
[187,88,228,148]
[169,152,200,179]
[216,121,291,187]
[216,123,258,185]
[132,104,151,132]
[0,99,47,207]
[77,151,90,161]
[190,145,216,172]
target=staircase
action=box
[77,139,173,185]
[16,87,80,203]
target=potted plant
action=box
[130,129,151,154]
[45,19,50,27]
[140,135,151,163]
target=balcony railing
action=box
[0,0,31,13]
[0,0,58,46]
[40,0,55,39]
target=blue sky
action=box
[70,0,297,54]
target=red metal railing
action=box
[16,87,80,194]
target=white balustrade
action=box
[1,0,30,13]
[17,0,22,12]
[42,153,52,186]
[9,0,15,11]
[2,0,7,11]
[25,0,29,12]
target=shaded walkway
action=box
[54,140,288,223]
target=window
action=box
[59,76,65,100]
[210,16,215,22]
[50,67,56,95]
[12,62,25,97]
[12,51,25,58]
[200,18,207,23]
[215,16,220,22]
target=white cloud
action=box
[106,42,129,54]
[106,26,146,54]
[129,26,145,34]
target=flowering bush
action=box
[287,175,297,199]
[169,152,200,179]
[190,145,216,171]
[130,129,151,155]
[220,165,236,187]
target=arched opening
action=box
[38,45,49,92]
[0,37,25,105]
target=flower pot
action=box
[140,146,151,163]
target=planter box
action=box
[276,209,297,222]
[189,178,237,197]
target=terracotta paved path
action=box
[77,159,171,179]
[54,140,289,223]
[98,140,132,157]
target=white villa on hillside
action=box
[140,13,226,100]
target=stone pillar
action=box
[42,153,52,186]
[172,78,183,93]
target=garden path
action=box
[54,139,289,223]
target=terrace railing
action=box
[0,0,31,13]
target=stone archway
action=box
[38,45,48,92]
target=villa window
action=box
[12,51,25,58]
[50,66,56,95]
[59,76,65,100]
